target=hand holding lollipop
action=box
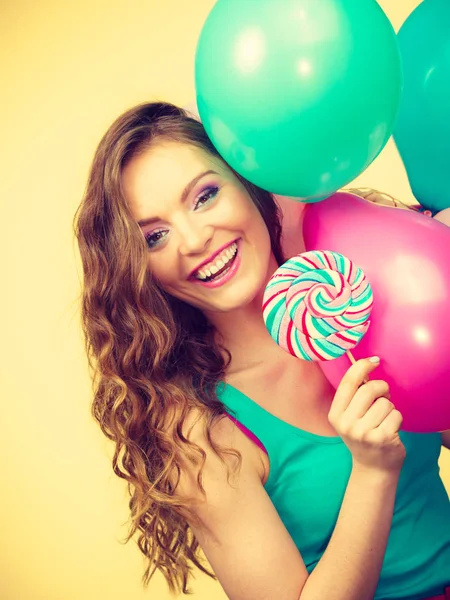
[263,250,373,364]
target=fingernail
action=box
[369,356,380,363]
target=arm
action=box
[303,465,399,599]
[442,429,450,450]
[174,411,399,600]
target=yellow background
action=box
[1,1,449,598]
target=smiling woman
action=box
[73,101,286,594]
[121,139,278,314]
[73,101,450,600]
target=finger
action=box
[330,358,381,416]
[343,381,390,421]
[374,408,403,436]
[363,410,403,446]
[354,397,394,430]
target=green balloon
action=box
[195,0,402,201]
[394,0,450,213]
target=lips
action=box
[188,239,239,280]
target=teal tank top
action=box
[217,382,450,599]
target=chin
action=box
[210,280,266,313]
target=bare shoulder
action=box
[170,407,308,600]
[175,406,267,502]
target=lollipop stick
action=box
[346,350,356,365]
[346,351,370,384]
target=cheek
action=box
[147,251,178,289]
[224,192,266,231]
[244,204,272,248]
[227,196,272,256]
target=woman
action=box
[73,102,450,600]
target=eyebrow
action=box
[137,169,218,228]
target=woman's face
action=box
[122,141,276,314]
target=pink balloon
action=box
[303,191,450,432]
[435,207,450,227]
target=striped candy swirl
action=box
[263,250,373,361]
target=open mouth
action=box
[192,241,239,283]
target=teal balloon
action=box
[394,0,450,213]
[195,0,402,201]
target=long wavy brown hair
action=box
[73,101,285,595]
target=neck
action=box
[206,253,287,375]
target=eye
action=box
[144,228,168,250]
[194,185,219,209]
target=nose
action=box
[177,218,214,256]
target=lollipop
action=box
[263,250,373,362]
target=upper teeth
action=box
[195,243,238,280]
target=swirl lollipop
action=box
[263,250,373,363]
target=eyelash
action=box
[144,185,220,249]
